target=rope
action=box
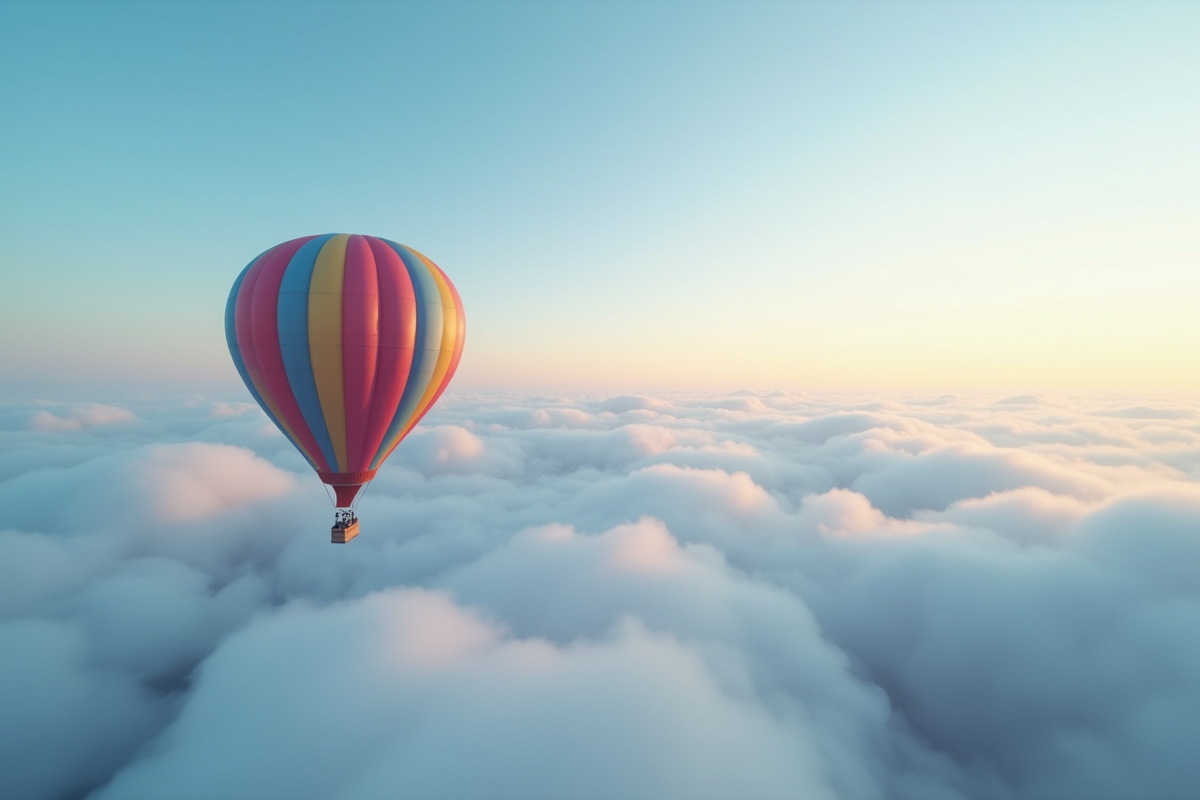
[352,479,374,513]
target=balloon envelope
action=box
[225,234,465,506]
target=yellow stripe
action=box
[396,250,458,440]
[308,234,350,472]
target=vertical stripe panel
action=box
[233,247,312,467]
[360,237,417,469]
[407,262,466,432]
[395,249,459,438]
[225,258,265,409]
[250,236,327,469]
[341,235,380,472]
[278,234,338,471]
[309,234,350,472]
[370,241,444,469]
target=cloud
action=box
[0,391,1197,799]
[0,442,295,539]
[207,402,258,418]
[28,404,135,432]
[1104,406,1194,420]
[0,619,168,800]
[94,589,852,800]
[595,394,672,414]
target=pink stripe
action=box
[250,236,330,470]
[235,252,272,407]
[341,235,380,472]
[360,236,417,467]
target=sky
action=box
[2,390,1199,799]
[2,0,1198,394]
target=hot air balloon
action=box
[225,234,465,543]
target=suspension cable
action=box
[351,479,373,513]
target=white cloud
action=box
[28,404,135,432]
[93,589,853,800]
[0,619,168,800]
[0,391,1197,799]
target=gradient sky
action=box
[2,0,1197,394]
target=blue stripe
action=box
[277,234,338,471]
[369,240,443,469]
[226,252,316,469]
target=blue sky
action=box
[2,1,1198,393]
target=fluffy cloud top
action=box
[27,404,136,432]
[1,391,1198,800]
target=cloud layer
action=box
[1,391,1198,800]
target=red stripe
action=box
[250,236,330,470]
[234,251,274,414]
[341,235,379,472]
[360,236,417,467]
[332,484,363,508]
[317,469,378,485]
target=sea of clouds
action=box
[1,390,1198,800]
